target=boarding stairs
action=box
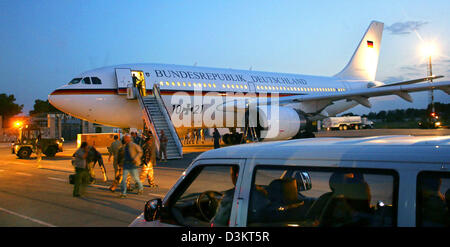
[135,84,183,159]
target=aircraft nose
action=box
[48,91,56,105]
[48,89,64,112]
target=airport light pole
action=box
[428,54,435,114]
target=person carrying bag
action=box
[72,142,89,197]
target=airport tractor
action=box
[11,124,64,159]
[418,112,445,129]
[322,116,373,131]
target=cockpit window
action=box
[91,77,102,84]
[68,78,82,85]
[82,77,91,84]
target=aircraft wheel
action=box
[44,146,57,157]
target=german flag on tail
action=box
[367,40,374,48]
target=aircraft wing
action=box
[220,80,450,111]
[377,75,444,87]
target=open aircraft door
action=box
[115,68,132,94]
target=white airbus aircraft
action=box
[49,21,449,143]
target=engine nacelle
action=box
[255,106,307,141]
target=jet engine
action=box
[251,106,307,141]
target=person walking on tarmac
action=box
[159,130,168,162]
[108,135,121,181]
[183,132,189,145]
[187,130,193,144]
[109,139,131,192]
[140,136,158,187]
[36,134,43,168]
[72,142,89,197]
[119,135,144,198]
[94,148,108,182]
[86,146,108,183]
[200,128,205,144]
[192,129,198,144]
[131,132,143,146]
[213,128,221,149]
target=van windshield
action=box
[68,78,82,85]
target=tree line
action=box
[0,93,61,127]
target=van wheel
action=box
[339,125,343,131]
[355,125,359,130]
[343,125,348,130]
[17,147,32,159]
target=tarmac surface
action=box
[0,128,448,226]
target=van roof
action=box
[197,135,450,164]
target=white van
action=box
[130,136,450,227]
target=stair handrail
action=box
[153,84,183,158]
[136,87,161,152]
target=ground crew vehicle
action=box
[12,125,64,159]
[130,135,450,227]
[418,112,445,129]
[322,116,373,131]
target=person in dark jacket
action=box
[420,177,448,226]
[131,132,143,146]
[159,130,168,162]
[140,137,157,187]
[86,146,107,183]
[72,142,89,197]
[109,139,131,192]
[119,135,144,198]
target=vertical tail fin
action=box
[334,21,384,81]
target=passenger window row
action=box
[158,80,346,93]
[159,81,247,90]
[68,77,102,85]
[255,85,345,92]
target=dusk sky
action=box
[0,0,449,115]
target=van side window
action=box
[82,77,91,84]
[416,172,450,227]
[166,165,239,227]
[91,77,102,84]
[247,167,398,227]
